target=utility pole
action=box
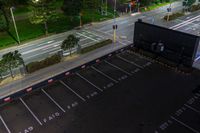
[10,7,20,44]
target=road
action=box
[0,1,183,64]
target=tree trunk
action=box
[9,67,14,78]
[44,22,48,35]
[69,48,72,56]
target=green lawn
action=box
[0,10,114,50]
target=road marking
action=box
[82,30,104,39]
[104,60,132,76]
[117,55,143,69]
[76,73,103,92]
[171,116,200,133]
[184,104,200,113]
[42,89,66,113]
[76,32,98,42]
[91,66,118,83]
[170,15,200,29]
[59,80,86,102]
[20,98,43,126]
[0,115,11,133]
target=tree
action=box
[13,50,27,73]
[62,0,83,21]
[61,34,79,56]
[83,0,100,21]
[0,0,20,43]
[29,0,58,35]
[2,52,18,78]
[0,60,6,79]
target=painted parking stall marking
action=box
[76,72,103,92]
[61,74,100,100]
[93,61,128,81]
[60,80,86,102]
[120,51,152,67]
[41,89,66,113]
[156,92,200,133]
[22,90,63,125]
[44,82,81,111]
[0,115,11,133]
[91,66,118,83]
[107,56,141,74]
[79,67,116,90]
[0,100,40,133]
[105,60,132,76]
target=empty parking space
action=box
[119,51,152,67]
[107,56,141,74]
[43,82,81,111]
[78,67,116,90]
[93,61,129,81]
[157,120,193,133]
[0,116,11,133]
[0,101,39,133]
[173,107,200,132]
[61,73,100,100]
[22,90,63,125]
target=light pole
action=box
[113,0,117,43]
[105,0,108,16]
[10,7,20,44]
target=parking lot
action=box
[0,49,200,133]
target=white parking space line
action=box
[117,55,143,69]
[59,80,86,102]
[0,115,11,133]
[104,60,132,76]
[76,73,103,92]
[170,116,200,133]
[42,89,66,113]
[76,32,98,42]
[184,104,200,113]
[20,98,43,126]
[91,66,118,83]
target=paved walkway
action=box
[0,41,129,99]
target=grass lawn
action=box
[0,10,114,50]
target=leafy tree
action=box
[62,0,83,21]
[29,0,58,35]
[2,52,18,78]
[0,60,6,79]
[61,34,79,56]
[13,50,27,73]
[83,0,100,19]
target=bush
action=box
[26,54,62,73]
[188,4,200,12]
[81,39,112,54]
[163,12,184,21]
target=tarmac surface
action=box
[0,49,200,133]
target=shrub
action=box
[188,4,200,12]
[26,54,62,73]
[163,12,184,21]
[81,39,112,54]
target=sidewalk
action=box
[0,41,129,99]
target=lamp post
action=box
[10,7,20,44]
[113,0,117,43]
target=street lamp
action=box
[10,7,20,44]
[113,0,117,43]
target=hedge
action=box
[163,12,184,21]
[81,39,113,54]
[26,54,62,73]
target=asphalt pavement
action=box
[0,49,200,133]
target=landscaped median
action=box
[25,39,112,73]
